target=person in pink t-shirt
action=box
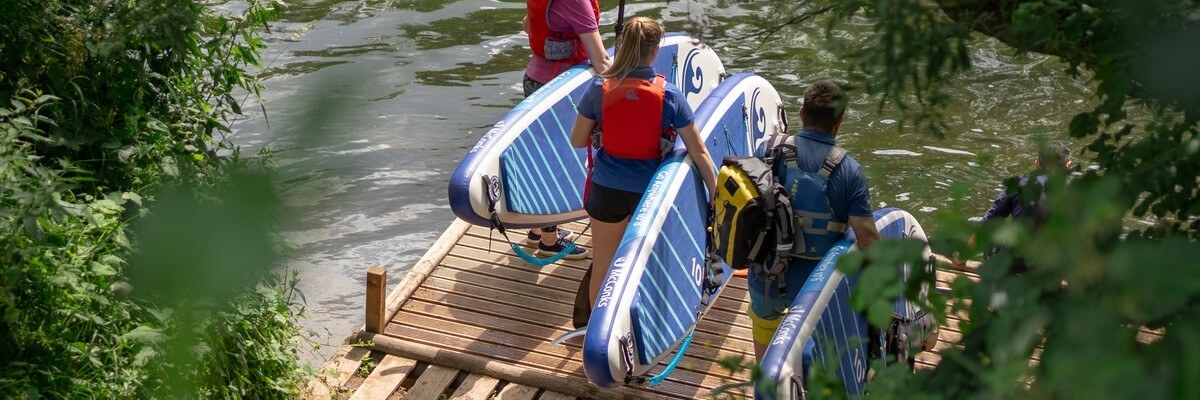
[520,0,611,262]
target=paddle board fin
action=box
[550,326,587,346]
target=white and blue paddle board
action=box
[449,34,726,229]
[757,207,932,399]
[583,73,790,388]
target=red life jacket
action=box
[598,75,673,160]
[527,0,600,66]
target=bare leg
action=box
[539,225,558,246]
[587,216,630,304]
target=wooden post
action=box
[365,265,386,334]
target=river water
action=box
[228,0,1095,364]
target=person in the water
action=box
[955,143,1073,274]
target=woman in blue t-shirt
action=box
[568,17,718,329]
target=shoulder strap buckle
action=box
[820,146,847,178]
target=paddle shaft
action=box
[614,0,626,41]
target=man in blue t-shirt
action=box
[748,80,880,361]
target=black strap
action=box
[764,133,794,171]
[615,0,627,39]
[482,175,513,248]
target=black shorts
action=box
[585,182,643,223]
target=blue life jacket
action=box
[774,138,849,259]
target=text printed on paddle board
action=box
[771,309,802,345]
[469,120,506,154]
[631,170,672,228]
[690,257,704,288]
[596,257,628,308]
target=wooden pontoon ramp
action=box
[304,218,1159,399]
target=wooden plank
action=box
[448,374,501,400]
[386,218,473,322]
[456,233,593,267]
[406,288,569,330]
[496,383,540,400]
[400,289,754,369]
[398,294,569,335]
[439,256,580,294]
[421,275,573,317]
[347,355,417,400]
[404,364,460,400]
[304,345,370,399]
[367,266,387,333]
[362,331,703,400]
[397,296,754,373]
[537,390,577,400]
[411,278,755,346]
[464,224,594,245]
[453,236,590,275]
[431,263,577,304]
[383,319,738,395]
[434,256,751,326]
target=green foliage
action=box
[1,0,309,398]
[740,1,1200,399]
[824,1,1200,399]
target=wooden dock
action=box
[302,218,1094,399]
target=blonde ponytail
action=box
[600,17,664,80]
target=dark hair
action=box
[800,80,847,132]
[1038,143,1071,168]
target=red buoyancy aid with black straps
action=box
[599,75,673,160]
[527,0,600,65]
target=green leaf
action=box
[121,326,166,344]
[162,156,179,177]
[91,262,117,277]
[121,192,143,207]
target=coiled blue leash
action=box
[509,241,577,267]
[646,331,694,385]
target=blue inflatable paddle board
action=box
[583,73,790,388]
[448,34,726,229]
[757,207,932,399]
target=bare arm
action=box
[570,114,597,148]
[578,30,612,73]
[677,123,718,201]
[849,215,879,252]
[523,14,530,35]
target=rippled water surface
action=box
[229,0,1098,363]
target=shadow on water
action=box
[227,0,1118,367]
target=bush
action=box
[0,0,308,398]
[741,1,1199,398]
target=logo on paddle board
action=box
[470,120,507,154]
[750,87,768,150]
[596,258,627,308]
[682,49,704,99]
[772,314,800,345]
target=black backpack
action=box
[709,134,796,293]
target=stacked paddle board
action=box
[583,73,790,387]
[757,207,932,399]
[448,34,726,229]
